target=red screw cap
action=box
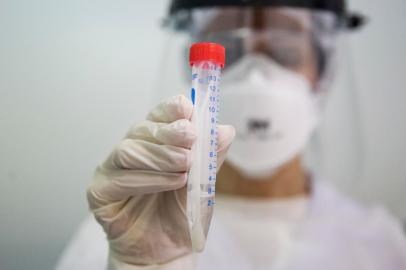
[189,42,225,68]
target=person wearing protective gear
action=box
[56,1,406,270]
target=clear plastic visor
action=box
[167,7,340,93]
[157,7,362,192]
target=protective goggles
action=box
[168,8,339,79]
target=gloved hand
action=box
[87,95,235,269]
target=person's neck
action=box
[216,156,310,198]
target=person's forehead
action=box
[198,7,312,34]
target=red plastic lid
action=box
[189,42,225,68]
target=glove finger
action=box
[147,95,193,123]
[216,125,235,171]
[104,139,192,173]
[126,119,197,149]
[89,125,235,205]
[87,167,187,207]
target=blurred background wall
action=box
[0,0,405,269]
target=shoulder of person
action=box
[312,179,406,251]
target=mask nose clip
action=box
[247,67,268,85]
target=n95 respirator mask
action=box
[220,55,319,179]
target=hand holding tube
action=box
[87,95,235,268]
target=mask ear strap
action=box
[312,37,326,80]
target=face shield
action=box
[156,4,365,183]
[161,7,339,94]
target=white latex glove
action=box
[87,95,235,269]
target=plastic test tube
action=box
[187,42,225,252]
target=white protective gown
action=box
[55,179,406,270]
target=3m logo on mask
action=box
[248,118,269,132]
[246,118,271,140]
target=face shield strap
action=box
[167,1,366,31]
[169,0,346,18]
